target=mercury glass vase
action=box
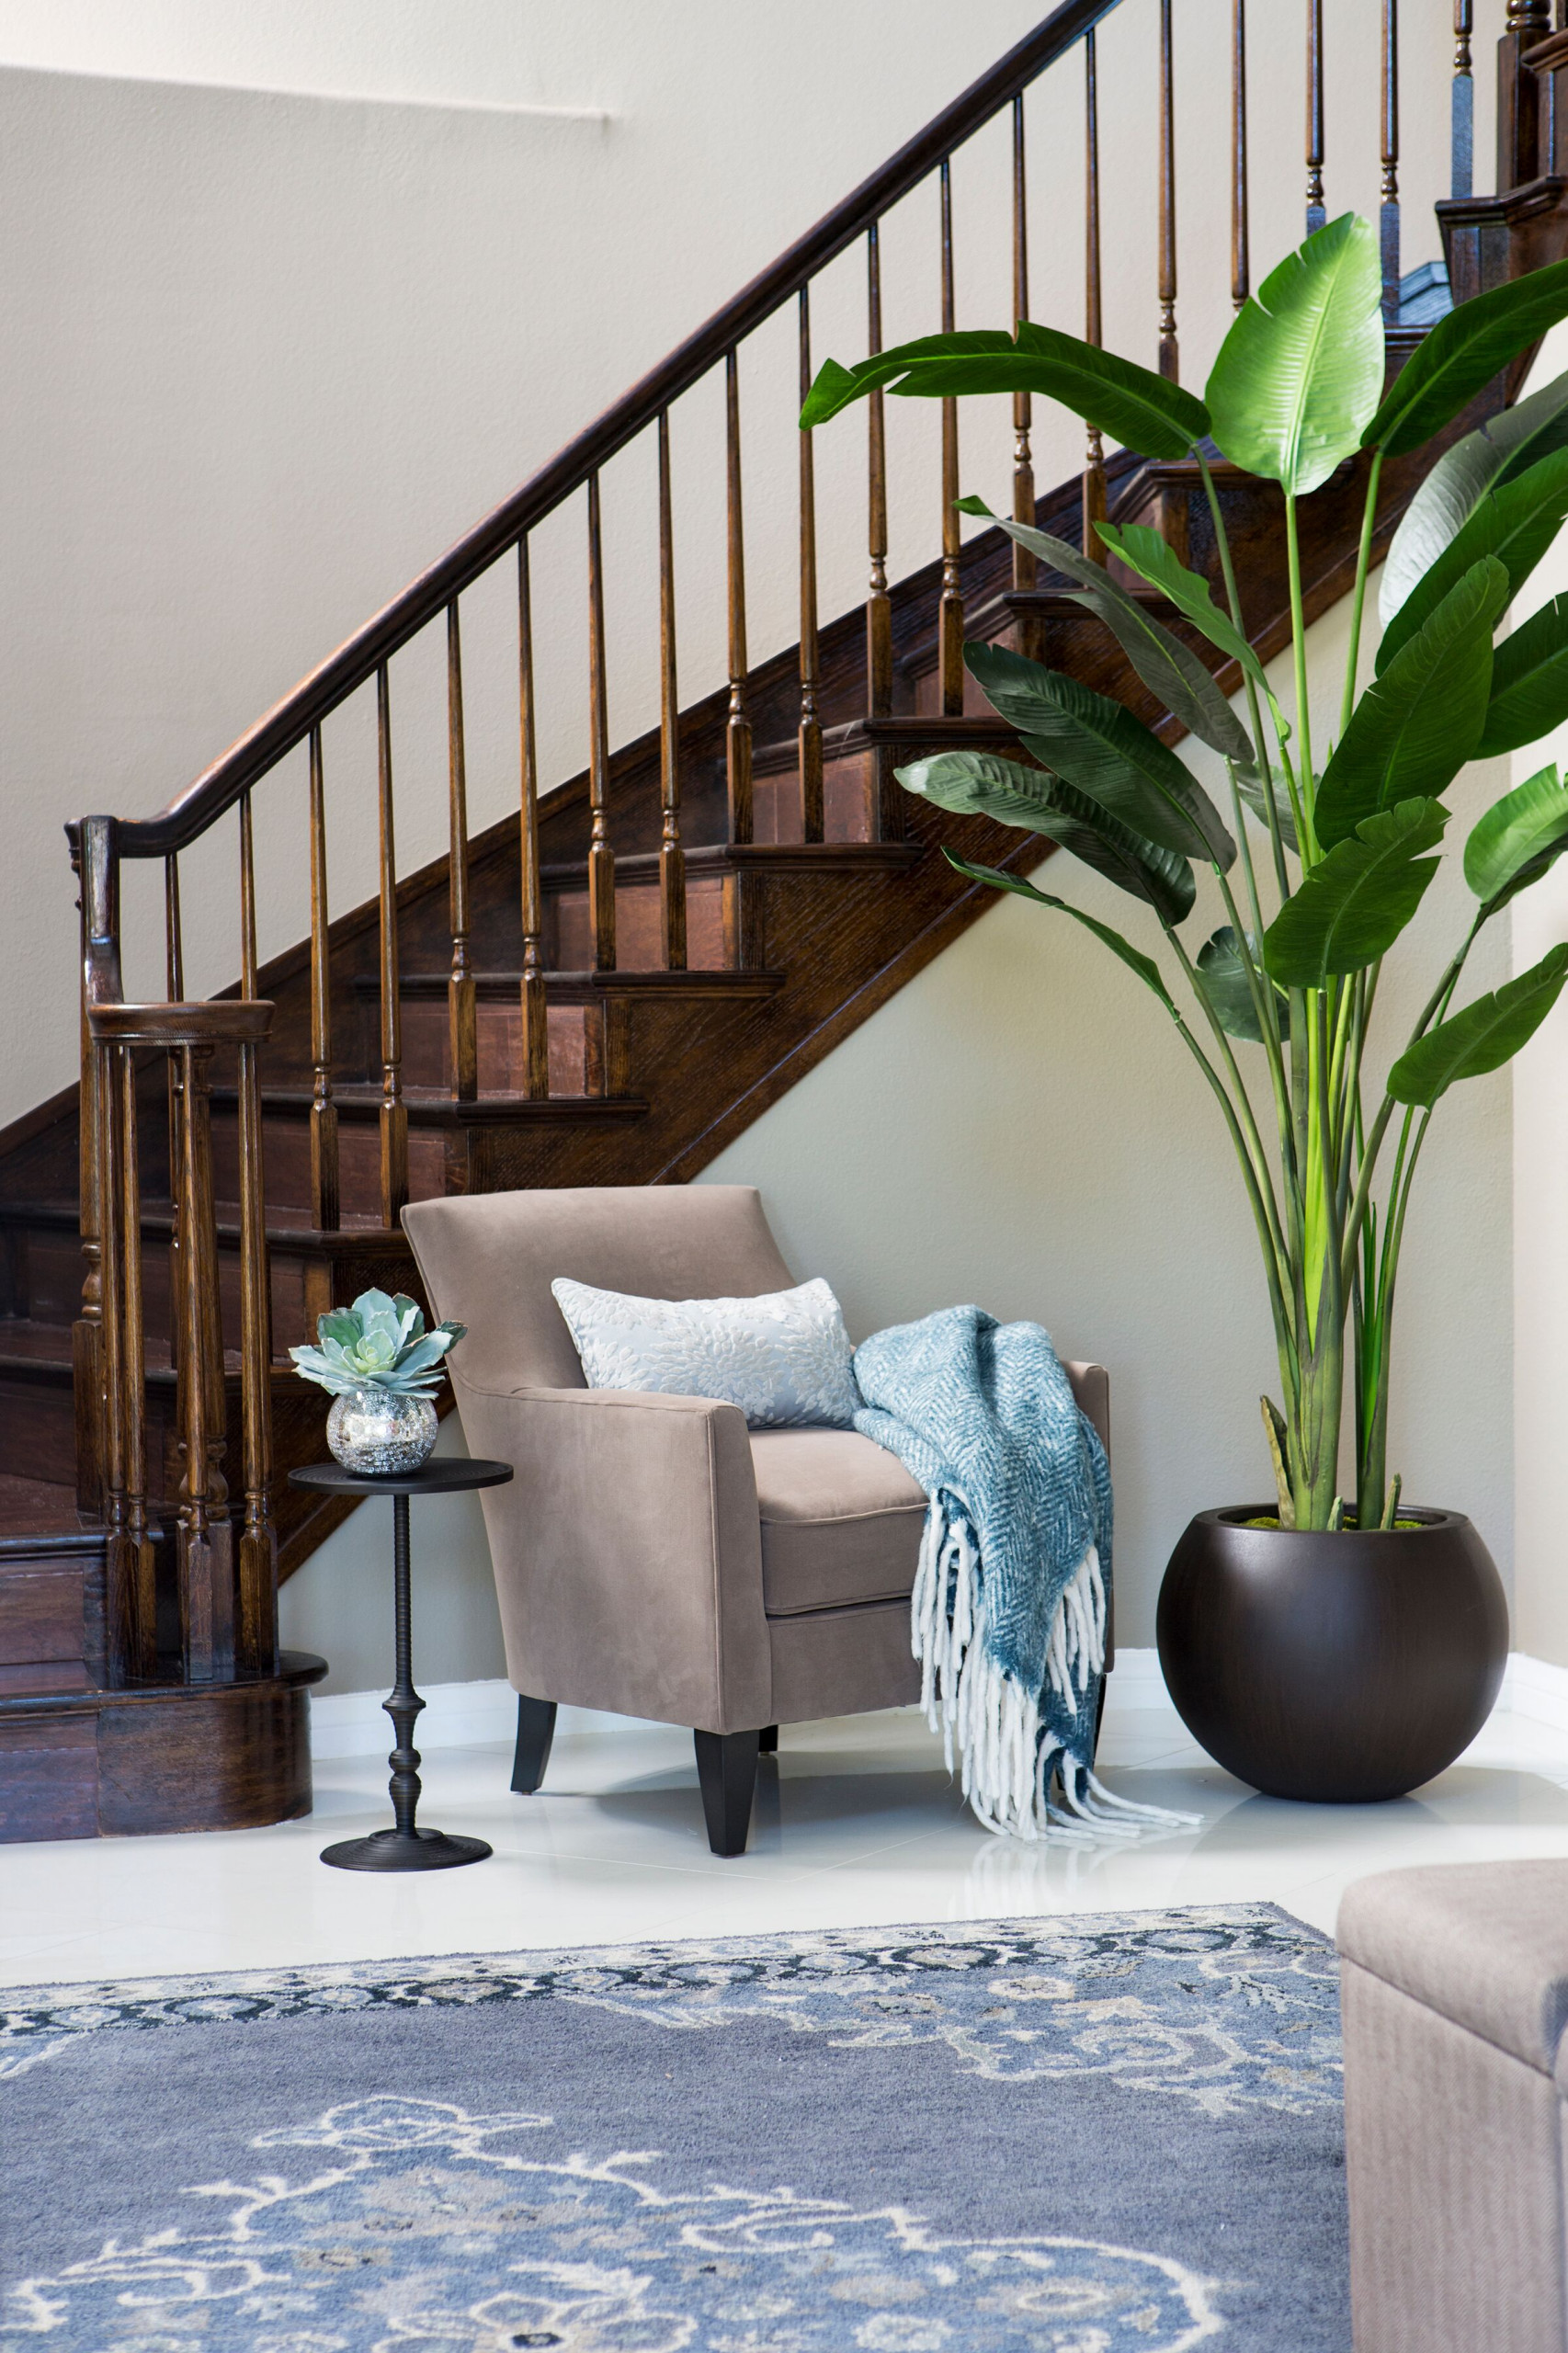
[325,1388,438,1475]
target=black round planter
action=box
[1155,1506,1508,1802]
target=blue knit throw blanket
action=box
[854,1306,1167,1841]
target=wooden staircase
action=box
[2,0,1562,1841]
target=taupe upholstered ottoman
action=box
[1338,1860,1568,2352]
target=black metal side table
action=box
[290,1456,514,1871]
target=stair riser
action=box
[211,1113,448,1224]
[0,1543,106,1696]
[750,763,874,845]
[551,875,728,970]
[372,998,592,1097]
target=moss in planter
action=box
[1243,1514,1424,1530]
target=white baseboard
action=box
[307,1678,660,1760]
[308,1647,1568,1757]
[1500,1651,1568,1731]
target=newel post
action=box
[75,817,157,1681]
[1498,2,1551,190]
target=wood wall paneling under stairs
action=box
[1,0,1562,1839]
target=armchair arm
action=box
[453,1381,772,1734]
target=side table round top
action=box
[288,1458,515,1499]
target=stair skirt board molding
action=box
[307,1649,1561,1762]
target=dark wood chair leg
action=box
[510,1693,558,1794]
[758,1723,778,1753]
[694,1728,759,1856]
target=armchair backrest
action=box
[401,1185,796,1395]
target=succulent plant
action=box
[289,1289,466,1398]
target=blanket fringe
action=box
[912,1494,1199,1843]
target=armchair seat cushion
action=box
[751,1428,927,1617]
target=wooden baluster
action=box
[938,160,965,713]
[239,788,258,998]
[1306,0,1326,232]
[866,222,898,840]
[798,288,824,839]
[1084,28,1107,563]
[1451,3,1474,199]
[307,727,339,1228]
[74,816,119,1529]
[1499,3,1551,191]
[73,845,103,1516]
[176,1035,232,1682]
[95,1024,131,1677]
[1233,0,1250,310]
[1381,0,1401,323]
[447,601,477,1099]
[867,225,893,708]
[517,537,550,1097]
[1157,0,1179,381]
[656,409,687,970]
[586,471,617,966]
[116,1038,154,1678]
[235,1019,277,1678]
[375,664,408,1222]
[1011,99,1036,590]
[165,854,186,1375]
[724,351,754,846]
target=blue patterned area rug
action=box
[2,1904,1346,2353]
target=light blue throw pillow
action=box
[550,1274,860,1429]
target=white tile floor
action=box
[7,1680,1568,1988]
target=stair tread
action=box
[213,1084,652,1125]
[752,715,1020,768]
[542,839,925,884]
[0,1195,412,1249]
[352,969,787,1000]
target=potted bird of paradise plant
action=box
[802,212,1568,1801]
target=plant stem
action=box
[1197,449,1291,899]
[1284,493,1320,863]
[1340,449,1385,741]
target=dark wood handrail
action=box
[82,0,1124,865]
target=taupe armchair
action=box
[402,1186,1109,1855]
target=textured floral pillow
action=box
[550,1275,860,1429]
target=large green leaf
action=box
[1008,324,1210,458]
[1263,799,1449,985]
[1464,761,1568,910]
[953,496,1255,767]
[964,641,1236,868]
[896,748,1196,923]
[1388,944,1568,1105]
[1478,597,1568,756]
[1094,521,1267,688]
[1377,445,1568,673]
[943,849,1178,1005]
[1365,258,1568,456]
[1205,214,1384,495]
[800,332,1017,426]
[799,324,1209,459]
[1380,368,1568,622]
[1196,926,1291,1042]
[1314,557,1507,847]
